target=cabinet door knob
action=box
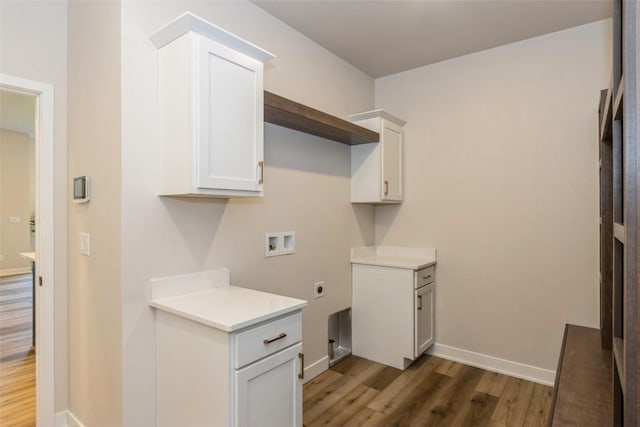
[258,161,264,184]
[384,180,389,195]
[263,332,287,344]
[298,352,304,379]
[417,295,423,310]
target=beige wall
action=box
[121,1,374,424]
[374,20,611,372]
[0,129,34,272]
[0,0,69,412]
[67,1,122,426]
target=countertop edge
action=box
[351,258,436,270]
[150,295,307,332]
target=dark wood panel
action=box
[304,354,552,426]
[264,91,379,146]
[548,325,612,426]
[599,88,614,349]
[614,79,624,121]
[619,1,639,424]
[600,86,612,142]
[613,337,625,389]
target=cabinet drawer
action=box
[234,312,302,369]
[416,265,435,288]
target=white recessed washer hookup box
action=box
[265,231,295,257]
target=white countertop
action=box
[20,252,36,262]
[351,246,436,270]
[149,268,307,332]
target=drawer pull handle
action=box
[384,180,389,195]
[298,352,304,379]
[423,275,432,279]
[417,295,423,310]
[258,161,264,184]
[263,333,287,344]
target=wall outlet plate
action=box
[314,281,325,298]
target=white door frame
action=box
[1,73,55,427]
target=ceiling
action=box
[0,89,36,136]
[253,0,612,78]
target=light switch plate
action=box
[80,233,90,256]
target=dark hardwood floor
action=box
[0,273,554,427]
[0,274,35,426]
[304,354,552,426]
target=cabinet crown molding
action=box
[150,12,276,63]
[348,109,406,127]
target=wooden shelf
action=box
[613,337,625,390]
[264,91,379,146]
[600,85,612,142]
[614,222,625,243]
[614,78,624,120]
[549,325,612,426]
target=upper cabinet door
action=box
[152,13,274,198]
[350,110,405,204]
[380,119,403,201]
[197,38,264,192]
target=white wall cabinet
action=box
[151,13,275,197]
[350,110,405,203]
[352,262,435,370]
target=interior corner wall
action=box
[120,2,374,425]
[374,19,612,373]
[0,1,69,413]
[67,1,122,426]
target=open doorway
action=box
[0,88,36,425]
[0,74,55,427]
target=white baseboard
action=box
[303,355,329,384]
[55,410,86,427]
[427,343,556,386]
[0,267,30,277]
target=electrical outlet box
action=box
[314,281,325,298]
[265,231,295,257]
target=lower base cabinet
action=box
[415,282,435,357]
[156,310,303,427]
[352,263,435,370]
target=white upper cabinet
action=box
[151,13,275,197]
[349,110,405,203]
